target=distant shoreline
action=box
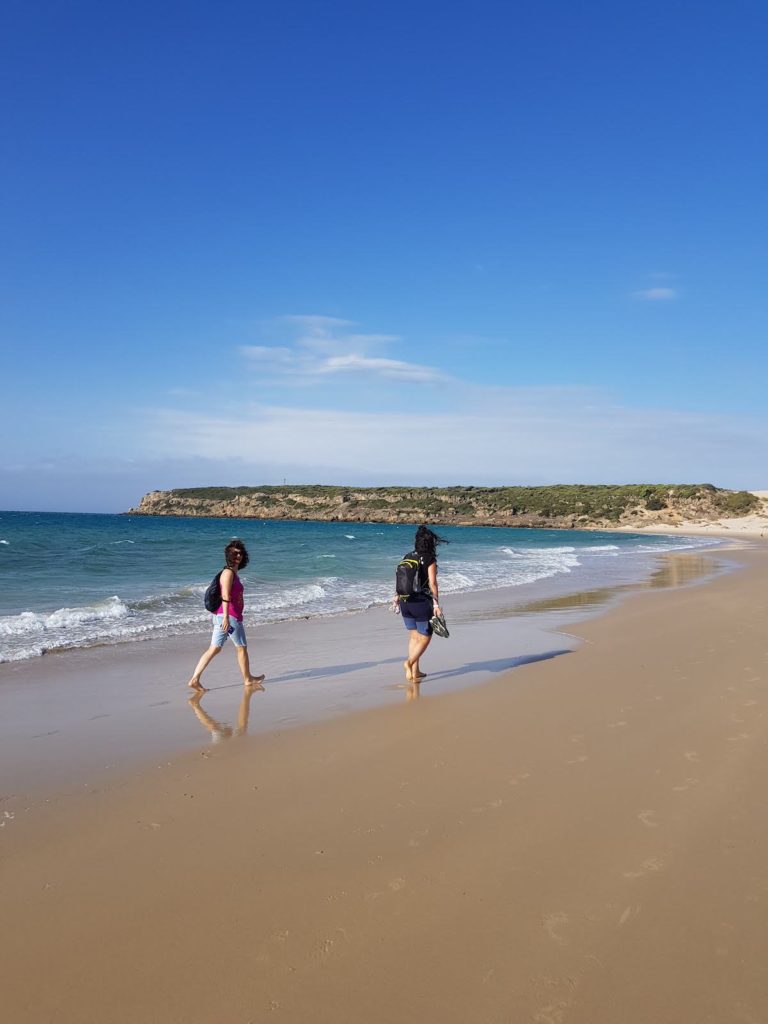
[127,483,768,534]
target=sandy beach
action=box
[3,541,768,1022]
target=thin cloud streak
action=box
[315,355,444,382]
[241,314,444,384]
[633,287,678,301]
[142,394,768,489]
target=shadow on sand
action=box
[202,650,571,693]
[425,648,573,682]
[268,657,406,684]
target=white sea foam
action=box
[0,539,9,545]
[528,545,576,554]
[256,582,327,612]
[0,519,725,663]
[0,597,130,637]
[636,537,721,553]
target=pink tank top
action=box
[217,573,244,620]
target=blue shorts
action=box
[400,598,433,636]
[211,615,247,648]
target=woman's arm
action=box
[427,562,441,614]
[220,568,234,625]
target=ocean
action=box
[0,511,722,664]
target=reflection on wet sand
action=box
[188,681,264,743]
[395,679,422,702]
[459,554,720,622]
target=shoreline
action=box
[0,539,734,802]
[2,543,767,1021]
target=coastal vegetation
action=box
[128,484,759,529]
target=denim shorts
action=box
[400,598,434,636]
[402,614,433,636]
[211,615,247,648]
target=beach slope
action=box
[3,547,768,1023]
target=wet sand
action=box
[3,544,768,1022]
[0,551,724,797]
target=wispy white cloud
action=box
[240,314,444,384]
[281,315,356,331]
[240,345,295,365]
[314,355,443,383]
[140,390,768,489]
[166,386,200,397]
[633,287,678,301]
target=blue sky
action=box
[2,0,766,512]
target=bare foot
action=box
[403,660,413,682]
[245,675,265,690]
[414,671,427,680]
[187,677,208,692]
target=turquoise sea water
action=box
[0,511,721,663]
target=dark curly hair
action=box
[414,525,447,559]
[224,539,250,570]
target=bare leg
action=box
[236,645,265,687]
[406,631,431,681]
[188,645,220,690]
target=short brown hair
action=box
[224,539,249,569]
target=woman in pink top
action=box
[188,539,265,691]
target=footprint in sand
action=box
[408,828,430,848]
[533,1001,569,1023]
[311,929,347,960]
[365,879,405,901]
[637,810,659,828]
[508,771,531,787]
[618,905,642,925]
[672,777,700,792]
[324,892,347,903]
[623,857,664,879]
[543,912,570,945]
[472,799,504,814]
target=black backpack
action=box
[203,570,224,612]
[395,551,423,598]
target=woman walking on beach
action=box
[188,539,265,691]
[396,525,446,684]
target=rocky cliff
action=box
[127,484,760,530]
